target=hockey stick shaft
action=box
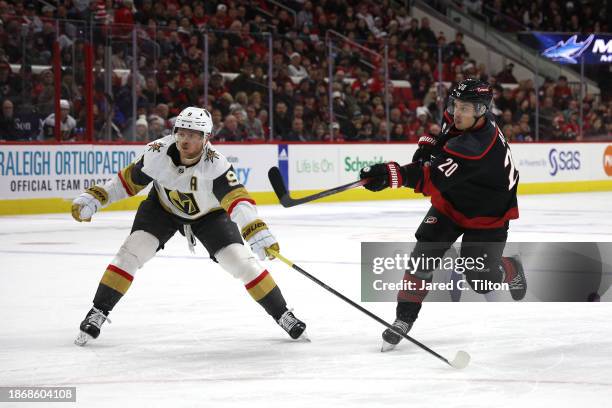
[266,248,468,368]
[268,166,372,207]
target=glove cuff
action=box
[387,162,403,189]
[417,135,437,147]
[85,186,109,206]
[241,219,268,241]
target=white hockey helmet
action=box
[173,107,213,138]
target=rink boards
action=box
[0,142,611,215]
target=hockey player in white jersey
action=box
[71,107,306,346]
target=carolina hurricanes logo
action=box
[424,216,438,224]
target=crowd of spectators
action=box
[0,0,609,143]
[460,0,611,33]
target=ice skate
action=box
[381,318,413,352]
[74,307,110,346]
[277,310,308,341]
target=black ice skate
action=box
[277,310,307,340]
[381,318,413,352]
[74,307,111,346]
[504,257,527,301]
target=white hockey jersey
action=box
[87,136,257,226]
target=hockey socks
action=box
[244,270,287,320]
[92,264,134,313]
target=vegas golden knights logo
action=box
[148,141,164,152]
[205,147,219,163]
[164,188,200,216]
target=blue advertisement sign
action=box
[519,33,612,65]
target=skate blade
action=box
[296,330,311,342]
[381,340,397,352]
[74,331,93,347]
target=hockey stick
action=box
[266,248,471,369]
[268,166,373,208]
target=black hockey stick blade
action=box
[268,166,291,206]
[268,166,371,208]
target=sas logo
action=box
[604,146,612,177]
[549,149,580,176]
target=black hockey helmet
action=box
[447,78,493,118]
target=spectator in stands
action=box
[244,105,264,140]
[41,99,77,141]
[210,109,223,136]
[329,121,343,141]
[390,123,406,141]
[297,1,314,28]
[496,63,518,84]
[563,112,581,140]
[356,120,374,141]
[288,53,309,81]
[286,117,308,142]
[133,115,150,142]
[418,17,437,48]
[0,61,19,102]
[586,117,605,138]
[563,99,579,121]
[496,87,517,114]
[114,0,135,37]
[332,90,352,136]
[229,64,254,96]
[176,76,199,109]
[273,101,292,140]
[216,114,244,142]
[142,78,159,106]
[427,123,441,138]
[515,115,533,141]
[148,115,166,139]
[554,76,573,108]
[444,32,467,63]
[0,98,18,140]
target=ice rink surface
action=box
[1,192,612,407]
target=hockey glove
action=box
[71,187,107,222]
[359,162,403,192]
[241,219,280,260]
[412,134,438,165]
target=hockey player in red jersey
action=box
[71,107,306,346]
[359,78,527,351]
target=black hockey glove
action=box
[411,134,438,165]
[359,162,404,192]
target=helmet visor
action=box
[447,96,487,117]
